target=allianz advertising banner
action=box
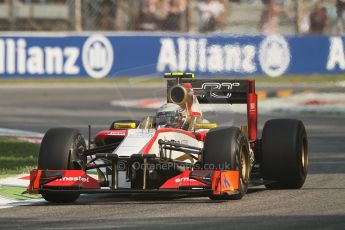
[0,33,344,78]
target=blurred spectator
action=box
[309,1,328,34]
[336,0,345,34]
[259,0,285,34]
[156,0,171,27]
[136,0,168,31]
[197,0,226,32]
[298,1,310,34]
[162,0,187,31]
[324,0,337,34]
[83,0,117,31]
[99,0,117,30]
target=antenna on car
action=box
[88,125,91,149]
[163,72,195,85]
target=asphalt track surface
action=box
[0,84,344,229]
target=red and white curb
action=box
[0,175,30,188]
[110,92,345,114]
[0,174,43,209]
[0,128,43,144]
[0,129,44,208]
[0,174,99,209]
[0,128,43,189]
[259,92,345,114]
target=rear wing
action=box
[166,76,257,141]
[167,79,254,104]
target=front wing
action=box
[28,169,240,197]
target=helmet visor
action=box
[156,111,178,128]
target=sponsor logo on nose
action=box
[82,35,114,79]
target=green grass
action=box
[0,186,41,200]
[0,75,344,85]
[0,137,39,178]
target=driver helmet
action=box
[156,103,187,129]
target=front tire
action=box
[203,127,250,200]
[38,128,86,203]
[261,119,308,189]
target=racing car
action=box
[28,72,308,203]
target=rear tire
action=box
[261,119,308,189]
[38,128,86,203]
[203,127,250,200]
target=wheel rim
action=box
[239,144,249,185]
[241,148,247,180]
[301,138,308,174]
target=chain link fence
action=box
[0,0,343,35]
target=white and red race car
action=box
[28,73,308,203]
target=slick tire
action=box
[38,128,86,203]
[203,127,250,200]
[261,119,308,189]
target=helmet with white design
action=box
[155,103,187,129]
